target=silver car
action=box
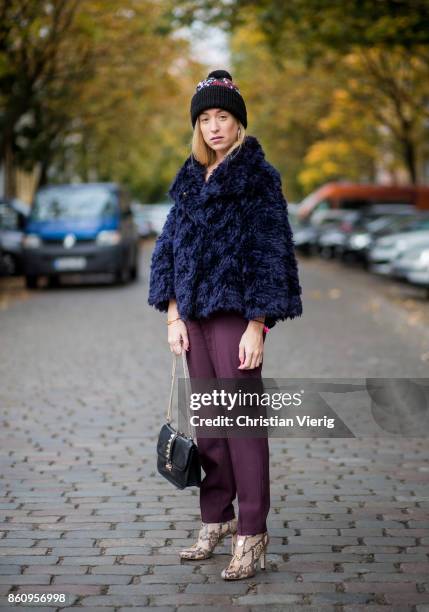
[390,243,429,286]
[369,229,429,275]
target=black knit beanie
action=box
[190,69,247,129]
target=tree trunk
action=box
[402,137,417,184]
[38,161,49,187]
[3,131,16,198]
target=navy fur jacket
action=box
[147,135,303,329]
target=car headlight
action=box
[96,230,121,245]
[418,249,429,266]
[22,234,42,248]
[350,234,371,248]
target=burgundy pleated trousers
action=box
[184,311,270,535]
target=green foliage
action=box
[0,0,204,200]
[2,0,428,200]
[176,0,429,193]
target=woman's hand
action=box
[168,319,189,355]
[167,299,189,355]
[238,321,265,369]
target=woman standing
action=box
[148,69,303,580]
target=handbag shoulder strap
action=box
[166,351,193,437]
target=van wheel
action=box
[130,256,139,281]
[25,275,39,289]
[1,254,16,276]
[114,264,131,286]
[48,275,60,288]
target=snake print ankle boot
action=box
[221,531,269,579]
[179,517,238,560]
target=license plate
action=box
[53,257,87,271]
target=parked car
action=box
[390,243,429,286]
[344,211,429,264]
[326,205,418,260]
[131,202,153,238]
[0,197,30,275]
[317,210,364,259]
[22,182,140,288]
[144,203,173,235]
[296,204,416,259]
[293,209,351,256]
[368,228,429,276]
[287,202,299,215]
[286,203,300,231]
[297,182,429,222]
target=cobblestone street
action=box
[0,241,428,611]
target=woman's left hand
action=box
[238,321,264,369]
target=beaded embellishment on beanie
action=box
[190,69,247,129]
[196,71,241,95]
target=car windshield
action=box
[31,186,118,220]
[364,215,413,233]
[404,216,429,231]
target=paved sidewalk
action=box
[0,243,428,611]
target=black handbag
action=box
[157,351,201,489]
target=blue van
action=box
[23,182,140,288]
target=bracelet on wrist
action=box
[250,319,270,333]
[167,316,181,325]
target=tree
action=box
[344,46,429,183]
[229,16,335,199]
[0,0,89,196]
[172,0,429,188]
[0,0,205,201]
[170,0,429,56]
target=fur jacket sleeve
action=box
[146,202,177,313]
[241,164,303,328]
[148,135,303,329]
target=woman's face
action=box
[198,108,239,155]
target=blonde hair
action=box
[191,116,246,167]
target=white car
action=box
[144,203,173,235]
[368,230,429,275]
[391,243,429,286]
